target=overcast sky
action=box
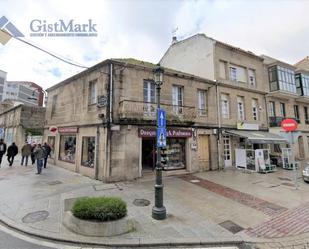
[0,0,309,89]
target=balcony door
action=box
[172,85,183,115]
[143,81,156,116]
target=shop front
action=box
[138,128,192,171]
[225,130,287,172]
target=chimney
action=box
[172,36,177,44]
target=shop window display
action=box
[59,135,76,163]
[165,138,186,170]
[81,137,95,168]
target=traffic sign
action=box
[157,127,166,148]
[281,118,298,132]
[157,108,166,128]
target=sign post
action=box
[157,108,166,148]
[0,128,4,139]
[281,118,298,189]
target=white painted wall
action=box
[160,34,215,80]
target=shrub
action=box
[72,197,127,222]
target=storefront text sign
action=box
[138,128,192,138]
[237,122,259,130]
[58,127,79,133]
[281,119,298,132]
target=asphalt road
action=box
[0,229,56,249]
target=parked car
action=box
[302,164,309,182]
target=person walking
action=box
[21,142,32,166]
[7,142,18,166]
[42,142,51,168]
[0,139,7,167]
[33,144,44,174]
[31,144,36,165]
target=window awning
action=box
[225,130,288,144]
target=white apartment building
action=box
[3,81,43,106]
[0,70,7,102]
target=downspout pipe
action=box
[215,80,222,171]
[95,125,99,180]
[105,62,113,182]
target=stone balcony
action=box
[118,100,197,124]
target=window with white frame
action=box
[229,67,237,81]
[248,69,256,86]
[237,96,245,120]
[143,80,156,115]
[143,80,156,103]
[172,85,183,114]
[252,99,258,121]
[279,102,286,117]
[221,93,230,119]
[230,64,247,82]
[198,90,207,115]
[88,79,97,105]
[269,101,275,117]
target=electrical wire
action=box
[14,36,89,69]
[1,28,89,69]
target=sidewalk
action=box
[0,156,309,248]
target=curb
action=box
[0,213,244,247]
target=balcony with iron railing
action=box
[118,100,197,124]
[269,116,300,127]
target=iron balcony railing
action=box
[269,116,300,127]
[119,100,197,123]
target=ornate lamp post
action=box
[152,65,167,220]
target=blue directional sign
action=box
[157,108,166,128]
[157,127,166,148]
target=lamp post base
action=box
[152,206,167,220]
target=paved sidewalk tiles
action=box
[179,175,288,217]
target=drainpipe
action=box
[264,93,269,130]
[216,80,222,171]
[105,62,113,182]
[95,125,99,180]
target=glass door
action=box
[223,135,232,167]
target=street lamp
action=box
[152,65,167,220]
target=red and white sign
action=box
[58,127,79,134]
[281,119,298,132]
[138,128,192,138]
[49,126,58,133]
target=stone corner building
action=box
[0,104,45,146]
[44,58,219,182]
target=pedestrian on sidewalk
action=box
[31,143,36,165]
[7,142,18,166]
[21,141,32,166]
[0,139,7,167]
[42,142,51,168]
[33,143,44,174]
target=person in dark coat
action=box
[42,142,51,168]
[7,142,18,166]
[31,144,36,165]
[0,139,7,167]
[34,144,44,174]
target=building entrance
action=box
[142,138,156,170]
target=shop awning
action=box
[225,130,288,144]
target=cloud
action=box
[48,67,62,77]
[0,0,308,91]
